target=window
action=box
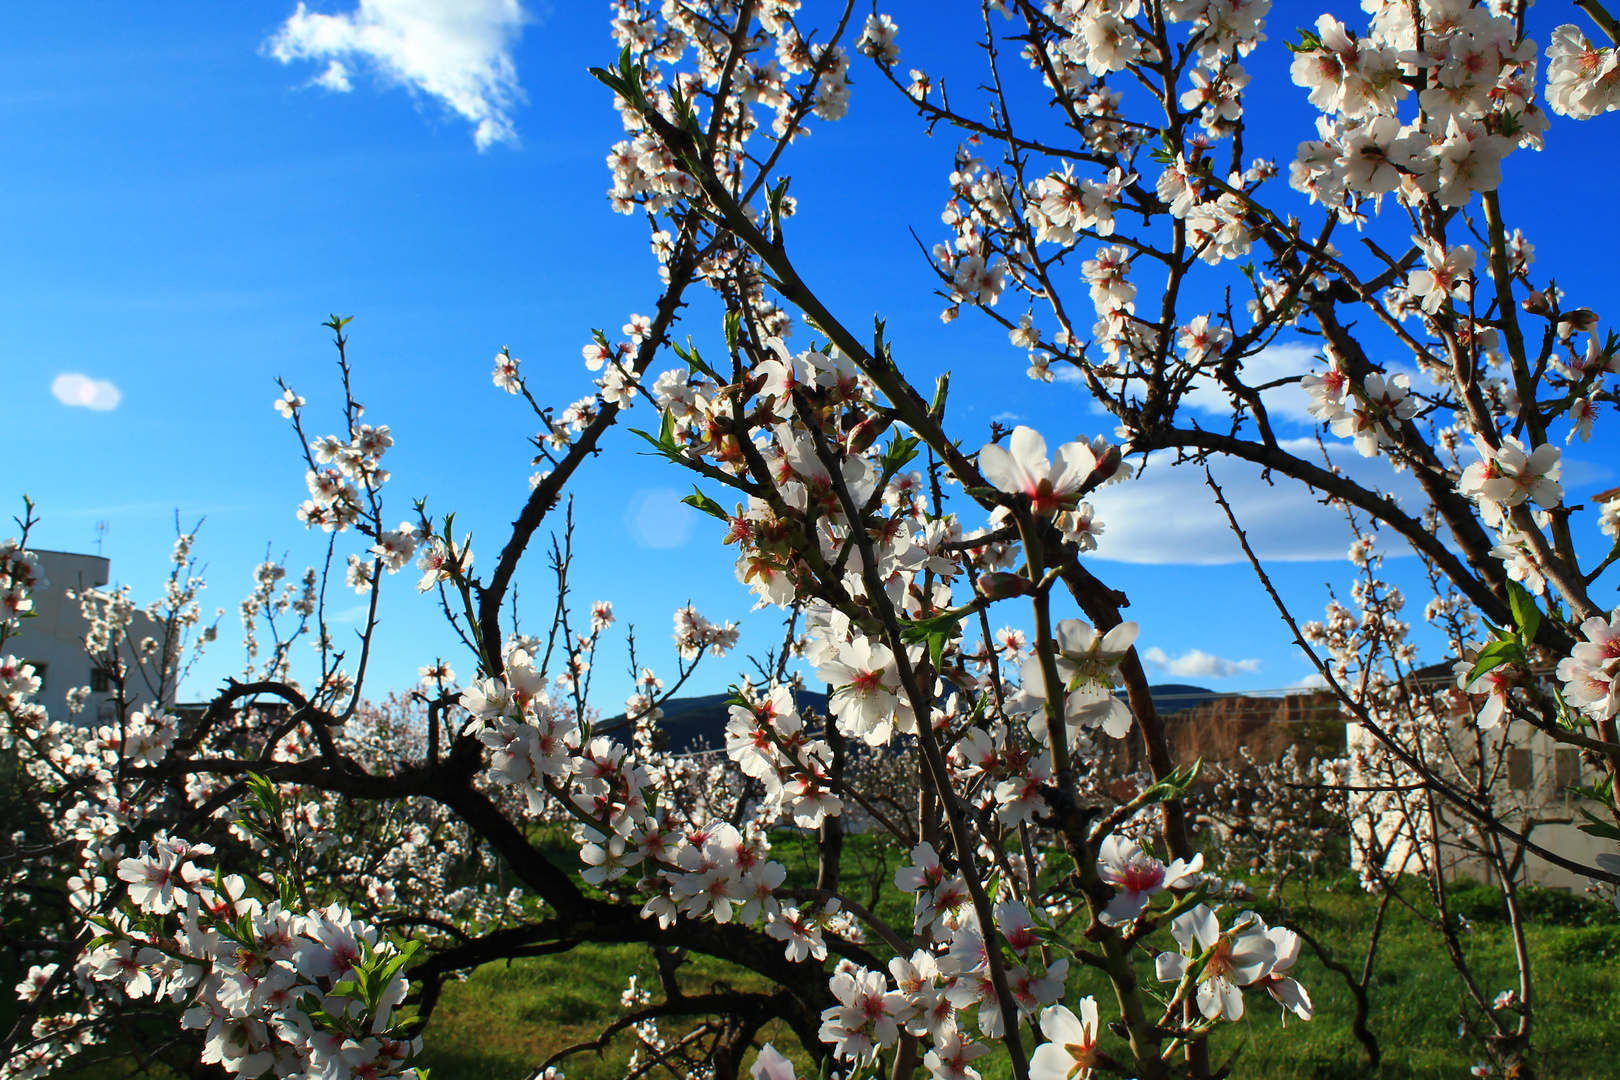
[1554,749,1582,793]
[25,661,45,694]
[90,667,110,693]
[1507,748,1533,791]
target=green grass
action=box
[1199,888,1620,1079]
[23,829,1620,1079]
[416,843,1620,1080]
[414,944,799,1080]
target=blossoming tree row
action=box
[4,2,1620,1079]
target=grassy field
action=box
[414,904,1620,1080]
[416,835,1620,1080]
[24,830,1620,1079]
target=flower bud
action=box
[845,413,894,455]
[977,571,1033,600]
[1088,444,1123,486]
[1558,308,1599,339]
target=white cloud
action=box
[314,59,353,92]
[1142,646,1261,679]
[52,373,121,411]
[267,0,528,149]
[1182,341,1319,425]
[1563,453,1615,493]
[625,488,694,549]
[1181,339,1428,430]
[1083,437,1428,564]
[330,603,371,624]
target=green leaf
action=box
[768,176,792,227]
[243,771,281,816]
[628,427,669,454]
[629,409,682,463]
[1507,581,1541,646]
[588,46,640,102]
[376,941,421,988]
[880,433,921,478]
[328,978,363,1000]
[673,339,723,383]
[929,372,951,419]
[1465,639,1524,687]
[899,610,965,670]
[1140,758,1204,803]
[682,487,730,521]
[1287,29,1325,53]
[1576,809,1620,842]
[1571,773,1615,806]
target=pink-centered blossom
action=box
[1095,835,1204,924]
[977,426,1098,516]
[1029,999,1101,1080]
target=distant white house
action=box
[1347,712,1609,892]
[10,550,167,724]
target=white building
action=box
[10,550,167,723]
[1347,714,1609,891]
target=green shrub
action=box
[1551,925,1620,964]
[1440,882,1617,928]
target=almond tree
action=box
[4,3,1620,1080]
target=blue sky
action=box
[3,1,1616,709]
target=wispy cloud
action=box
[329,603,372,624]
[1180,339,1427,428]
[52,373,121,411]
[1142,646,1260,679]
[266,0,529,150]
[1181,341,1319,425]
[1082,437,1428,564]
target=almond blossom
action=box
[977,426,1101,516]
[1155,905,1278,1021]
[817,965,908,1064]
[1029,1000,1101,1080]
[1557,610,1620,722]
[1331,373,1420,457]
[1255,926,1315,1021]
[1406,239,1476,313]
[815,634,902,745]
[1457,434,1564,511]
[1021,618,1139,739]
[1095,835,1205,924]
[923,1026,991,1080]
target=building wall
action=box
[1100,691,1344,782]
[8,550,167,723]
[1347,718,1609,891]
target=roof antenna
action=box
[94,520,107,557]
